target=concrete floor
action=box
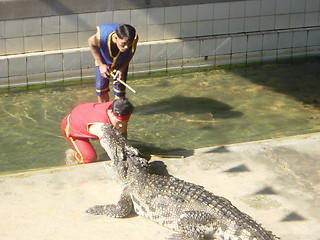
[1,133,319,240]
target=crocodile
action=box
[86,123,280,240]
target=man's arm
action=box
[88,122,127,143]
[88,34,110,78]
[88,123,111,151]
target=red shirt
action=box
[64,102,112,138]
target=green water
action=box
[1,61,319,173]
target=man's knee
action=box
[75,152,97,164]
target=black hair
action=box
[111,98,134,116]
[115,24,136,42]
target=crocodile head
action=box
[100,123,149,183]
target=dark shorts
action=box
[95,66,129,97]
[95,67,110,96]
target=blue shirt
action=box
[96,23,138,71]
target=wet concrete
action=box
[0,133,319,240]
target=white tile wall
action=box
[232,34,247,53]
[23,18,41,36]
[230,1,245,18]
[263,33,278,50]
[78,13,96,31]
[45,54,63,72]
[164,23,181,39]
[27,55,45,74]
[80,49,94,68]
[291,0,306,13]
[164,6,181,24]
[63,51,81,70]
[42,16,60,34]
[5,20,23,38]
[245,16,260,32]
[213,2,229,19]
[8,57,26,76]
[96,12,113,26]
[24,36,42,53]
[0,21,5,38]
[245,0,261,17]
[213,19,229,35]
[166,41,183,60]
[215,36,232,55]
[6,38,24,55]
[278,31,293,48]
[200,38,216,57]
[60,33,78,49]
[307,28,320,45]
[260,16,275,31]
[293,30,308,47]
[305,12,319,26]
[247,34,263,52]
[0,58,8,77]
[131,9,148,26]
[278,48,292,59]
[114,10,131,24]
[0,1,319,88]
[275,14,291,29]
[42,35,60,51]
[9,75,27,87]
[229,18,244,34]
[148,24,164,41]
[290,13,305,28]
[148,7,165,25]
[0,77,9,87]
[181,5,197,22]
[78,30,95,48]
[276,0,292,14]
[60,15,78,33]
[46,71,63,84]
[262,49,278,61]
[135,25,147,42]
[197,21,213,36]
[231,53,247,64]
[133,44,150,63]
[197,3,214,21]
[292,46,307,58]
[150,43,167,61]
[183,40,200,59]
[27,73,46,85]
[247,51,262,63]
[0,39,5,55]
[261,0,276,15]
[181,22,197,38]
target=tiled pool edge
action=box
[0,27,319,89]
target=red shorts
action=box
[61,115,97,163]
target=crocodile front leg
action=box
[167,210,217,240]
[86,189,133,218]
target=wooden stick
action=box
[150,154,185,159]
[111,73,136,94]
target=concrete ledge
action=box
[0,132,319,239]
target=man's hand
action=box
[99,64,111,79]
[112,69,124,81]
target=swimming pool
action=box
[1,60,319,173]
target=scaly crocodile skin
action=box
[86,124,280,240]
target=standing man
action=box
[61,98,134,165]
[88,23,138,102]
